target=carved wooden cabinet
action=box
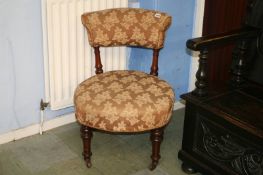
[179,86,263,175]
[178,1,263,174]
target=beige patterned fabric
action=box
[74,70,175,132]
[81,8,172,49]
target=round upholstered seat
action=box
[74,70,175,132]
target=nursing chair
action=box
[74,8,174,170]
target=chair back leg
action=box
[81,125,93,168]
[150,127,164,170]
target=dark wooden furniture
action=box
[178,1,263,174]
[202,0,248,86]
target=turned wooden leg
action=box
[231,40,247,87]
[181,162,197,174]
[149,128,164,170]
[192,49,208,97]
[80,125,93,168]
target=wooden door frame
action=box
[188,0,205,91]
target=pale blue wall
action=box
[0,0,43,134]
[129,0,195,99]
[0,0,73,134]
[0,0,195,134]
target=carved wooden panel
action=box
[194,115,263,175]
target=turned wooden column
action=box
[150,49,160,76]
[149,127,164,170]
[231,40,247,87]
[81,125,93,168]
[94,46,103,74]
[192,49,209,96]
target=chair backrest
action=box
[81,8,171,76]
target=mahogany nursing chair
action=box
[74,8,174,170]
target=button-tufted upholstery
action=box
[81,8,171,49]
[74,70,174,132]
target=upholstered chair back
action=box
[81,8,171,49]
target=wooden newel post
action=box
[150,49,160,76]
[94,46,103,74]
[231,40,247,87]
[192,49,208,97]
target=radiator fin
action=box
[43,0,128,110]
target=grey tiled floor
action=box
[0,109,197,175]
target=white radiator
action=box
[42,0,128,110]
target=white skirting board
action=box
[0,102,185,145]
[0,113,76,145]
[173,100,185,110]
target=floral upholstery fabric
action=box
[74,70,175,132]
[81,8,172,49]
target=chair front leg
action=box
[80,125,93,168]
[149,127,164,170]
